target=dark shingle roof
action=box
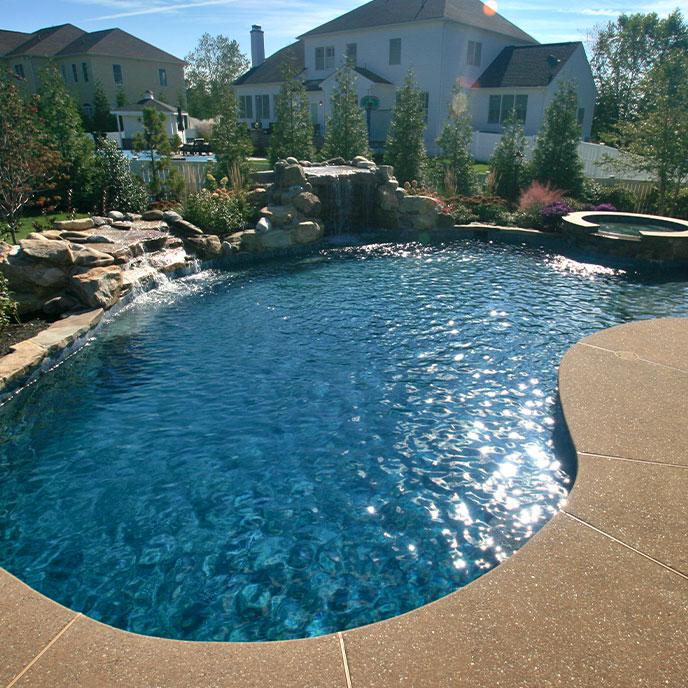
[112,92,180,113]
[299,0,536,44]
[0,30,31,57]
[354,66,392,84]
[5,24,85,57]
[58,28,184,64]
[474,42,580,88]
[234,41,304,85]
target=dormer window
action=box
[315,46,335,71]
[467,41,482,66]
[346,43,357,65]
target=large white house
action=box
[233,0,595,153]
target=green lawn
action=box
[9,212,89,244]
[247,158,272,173]
[472,163,490,174]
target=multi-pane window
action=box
[325,46,335,69]
[420,91,430,123]
[238,95,253,119]
[113,64,123,85]
[346,43,357,65]
[82,63,89,82]
[389,38,402,65]
[159,68,167,86]
[13,64,24,78]
[467,40,482,66]
[488,94,528,124]
[255,94,270,120]
[72,64,78,82]
[315,46,335,70]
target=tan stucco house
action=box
[0,23,186,117]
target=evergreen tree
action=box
[211,90,252,181]
[37,65,95,211]
[530,82,584,196]
[489,112,527,203]
[133,107,183,200]
[436,87,476,195]
[94,139,148,213]
[92,82,116,135]
[269,64,315,163]
[385,70,427,184]
[322,62,370,160]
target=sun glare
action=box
[483,0,498,16]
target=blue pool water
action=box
[1,241,687,642]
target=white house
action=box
[111,90,189,149]
[233,0,595,152]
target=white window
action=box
[467,41,482,66]
[389,38,401,65]
[255,94,270,120]
[325,46,335,69]
[113,64,123,85]
[159,68,167,87]
[315,46,335,70]
[238,95,253,119]
[488,94,528,125]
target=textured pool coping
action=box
[2,319,687,687]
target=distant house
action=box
[0,23,186,118]
[111,91,189,149]
[233,0,595,152]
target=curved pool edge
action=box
[2,321,687,687]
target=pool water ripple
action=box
[1,241,687,641]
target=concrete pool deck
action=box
[2,317,687,687]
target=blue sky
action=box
[2,0,683,61]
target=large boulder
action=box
[170,219,204,237]
[163,210,183,224]
[277,164,307,189]
[53,217,94,231]
[400,195,441,230]
[293,192,321,218]
[107,211,125,221]
[19,239,74,267]
[71,245,116,268]
[183,235,222,259]
[238,230,263,252]
[70,266,123,309]
[292,221,324,245]
[261,230,292,250]
[260,206,294,227]
[142,209,164,221]
[0,254,68,292]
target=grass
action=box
[472,163,490,174]
[8,212,89,244]
[247,158,272,173]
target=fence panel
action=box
[129,159,211,194]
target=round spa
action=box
[563,210,688,238]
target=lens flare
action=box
[483,0,498,16]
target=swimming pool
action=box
[1,240,687,642]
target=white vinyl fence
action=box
[470,131,654,182]
[130,159,211,194]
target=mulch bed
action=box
[0,319,48,357]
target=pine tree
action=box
[37,65,95,211]
[211,90,252,180]
[94,139,148,213]
[133,108,182,200]
[436,87,476,195]
[384,70,427,184]
[322,62,370,160]
[531,82,584,195]
[489,112,527,203]
[92,82,115,135]
[269,64,315,163]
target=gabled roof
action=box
[4,24,85,57]
[299,0,536,44]
[0,30,31,57]
[474,42,580,88]
[58,28,184,64]
[112,92,181,114]
[0,24,183,64]
[354,66,392,84]
[234,41,304,85]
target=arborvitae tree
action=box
[322,62,370,160]
[92,82,116,135]
[0,77,61,242]
[489,112,527,203]
[269,64,315,163]
[94,139,148,213]
[133,108,183,201]
[385,70,427,184]
[211,90,252,180]
[37,65,95,211]
[436,87,476,195]
[530,82,584,196]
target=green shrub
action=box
[0,273,17,332]
[94,140,148,213]
[459,195,510,224]
[184,187,251,235]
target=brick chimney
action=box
[251,25,265,67]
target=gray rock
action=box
[53,217,94,231]
[70,266,123,309]
[125,213,142,222]
[285,156,299,165]
[0,257,68,292]
[170,220,204,237]
[163,210,183,224]
[293,192,321,218]
[278,164,307,188]
[92,216,111,227]
[72,245,116,268]
[292,221,323,245]
[256,217,272,233]
[111,221,133,231]
[377,165,395,182]
[221,241,237,256]
[260,206,293,227]
[84,234,116,244]
[59,231,93,243]
[19,239,74,267]
[43,295,78,316]
[107,211,125,221]
[142,209,164,221]
[183,235,223,259]
[261,229,292,249]
[326,157,346,166]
